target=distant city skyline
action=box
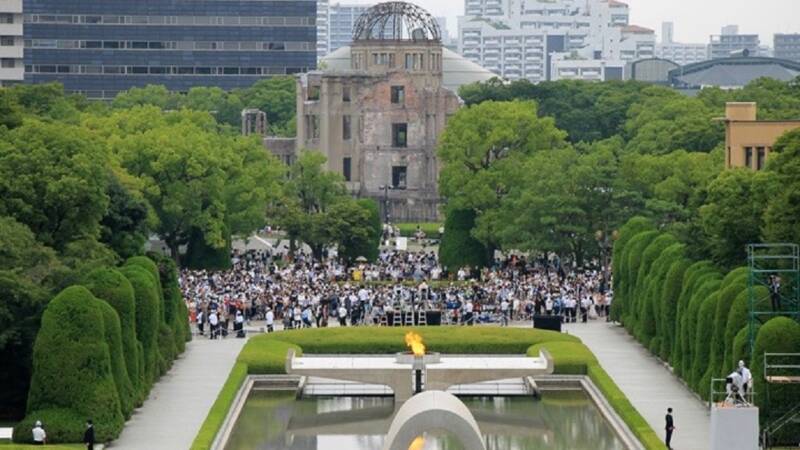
[335,0,798,45]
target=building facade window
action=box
[391,86,405,104]
[392,123,407,148]
[343,157,352,181]
[1,59,16,68]
[307,85,320,101]
[745,147,753,168]
[0,14,13,24]
[756,147,766,170]
[0,36,14,46]
[392,166,407,189]
[342,115,351,140]
[342,85,351,102]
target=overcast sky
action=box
[339,0,799,45]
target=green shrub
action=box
[125,256,164,314]
[749,317,800,417]
[693,292,720,397]
[157,324,176,375]
[96,299,135,418]
[731,326,751,372]
[149,253,190,354]
[659,258,690,361]
[636,240,680,347]
[120,265,161,392]
[707,269,746,380]
[671,261,714,372]
[723,286,768,375]
[621,230,659,328]
[438,209,491,270]
[611,217,655,317]
[680,274,721,380]
[633,234,677,336]
[81,268,140,403]
[17,286,123,443]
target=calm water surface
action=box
[225,390,624,450]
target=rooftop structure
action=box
[722,102,800,170]
[774,33,800,62]
[670,56,800,90]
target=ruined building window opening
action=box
[391,86,405,104]
[343,157,352,181]
[343,115,352,140]
[745,146,753,169]
[307,85,320,101]
[342,85,351,102]
[392,123,408,148]
[306,114,320,140]
[392,166,407,189]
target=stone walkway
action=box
[109,336,247,450]
[564,321,710,450]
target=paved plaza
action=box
[565,321,711,450]
[108,337,247,450]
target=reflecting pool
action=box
[225,390,624,450]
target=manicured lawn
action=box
[396,222,442,238]
[192,326,663,450]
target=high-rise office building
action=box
[324,3,370,56]
[0,0,24,86]
[458,0,655,82]
[23,0,317,99]
[775,33,800,62]
[656,21,707,66]
[709,26,760,59]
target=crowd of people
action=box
[180,247,613,337]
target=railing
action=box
[708,377,755,410]
[763,353,800,384]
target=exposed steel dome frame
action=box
[353,2,441,42]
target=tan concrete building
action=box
[724,102,800,170]
[294,2,464,222]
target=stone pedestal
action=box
[710,405,759,450]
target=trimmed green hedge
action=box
[612,217,800,442]
[120,265,161,393]
[193,327,662,450]
[81,268,140,410]
[96,300,135,418]
[150,253,191,350]
[16,286,123,443]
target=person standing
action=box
[265,307,274,333]
[770,275,782,311]
[739,360,753,397]
[665,407,675,450]
[83,419,95,450]
[31,420,46,445]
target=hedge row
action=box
[613,217,800,442]
[191,327,663,450]
[13,256,190,444]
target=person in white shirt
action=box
[208,311,219,339]
[500,299,510,326]
[32,420,46,445]
[338,305,348,327]
[739,360,753,396]
[265,308,274,333]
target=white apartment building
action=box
[317,0,330,60]
[656,43,708,66]
[458,0,655,83]
[0,0,23,85]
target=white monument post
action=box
[710,405,759,450]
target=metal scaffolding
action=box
[747,243,800,353]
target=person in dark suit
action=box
[665,407,675,450]
[83,419,95,450]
